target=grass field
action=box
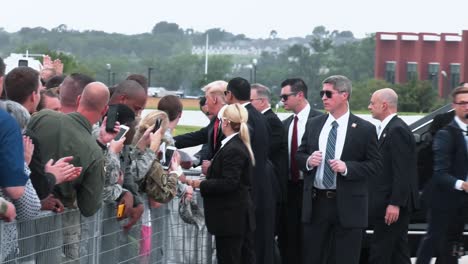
[147,97,428,115]
[173,125,202,136]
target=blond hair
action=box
[133,110,171,145]
[222,103,255,165]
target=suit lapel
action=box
[449,121,468,163]
[341,114,359,160]
[377,116,399,148]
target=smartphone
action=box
[152,118,162,133]
[18,59,28,67]
[114,125,129,141]
[117,204,125,218]
[106,105,119,132]
[162,146,176,169]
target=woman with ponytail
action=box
[190,103,256,264]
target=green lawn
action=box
[173,125,202,136]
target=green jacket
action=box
[27,110,104,217]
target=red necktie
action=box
[290,116,300,182]
[213,118,220,150]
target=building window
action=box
[385,61,396,84]
[450,63,460,89]
[407,62,417,81]
[428,63,439,90]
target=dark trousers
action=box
[303,190,363,264]
[368,208,411,264]
[278,180,303,264]
[216,230,255,264]
[255,208,275,264]
[416,206,467,264]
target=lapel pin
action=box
[383,133,386,138]
[351,123,357,128]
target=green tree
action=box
[349,78,391,110]
[152,21,183,35]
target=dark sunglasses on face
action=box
[320,90,342,99]
[280,92,298,101]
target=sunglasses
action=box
[280,92,298,101]
[320,90,343,99]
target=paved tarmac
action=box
[142,109,423,127]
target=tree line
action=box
[0,23,443,112]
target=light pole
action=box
[106,63,111,86]
[252,58,257,83]
[148,67,154,87]
[244,64,253,83]
[441,70,449,99]
[111,72,116,86]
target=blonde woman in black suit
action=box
[190,103,256,264]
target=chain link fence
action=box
[0,190,214,264]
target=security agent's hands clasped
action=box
[308,151,323,168]
[328,159,347,174]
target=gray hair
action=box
[0,100,31,130]
[251,83,271,101]
[322,75,352,100]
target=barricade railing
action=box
[1,170,214,264]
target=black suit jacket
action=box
[200,135,255,236]
[369,116,419,220]
[296,113,381,228]
[245,103,274,208]
[425,120,468,211]
[263,109,288,202]
[174,116,224,162]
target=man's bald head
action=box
[79,82,110,112]
[375,88,398,110]
[369,88,398,121]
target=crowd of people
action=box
[0,55,467,264]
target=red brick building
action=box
[375,31,468,97]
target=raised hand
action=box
[23,135,35,165]
[45,156,82,184]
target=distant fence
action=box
[0,190,213,264]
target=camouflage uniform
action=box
[102,150,124,202]
[164,129,188,198]
[92,124,125,203]
[120,145,157,206]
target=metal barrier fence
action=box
[0,190,214,264]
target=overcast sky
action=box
[3,0,468,39]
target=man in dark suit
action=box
[278,78,322,264]
[174,80,228,164]
[225,77,275,264]
[416,86,468,264]
[296,75,381,264]
[250,83,287,213]
[367,88,419,264]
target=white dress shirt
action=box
[288,104,311,180]
[220,132,239,149]
[377,113,397,139]
[261,107,271,114]
[313,111,350,189]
